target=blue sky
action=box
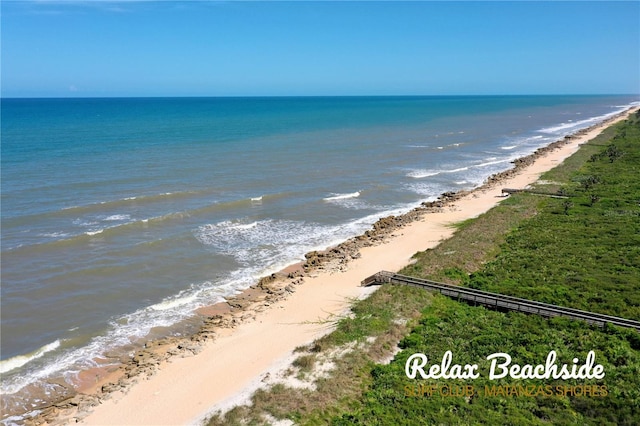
[2,1,639,97]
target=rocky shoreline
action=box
[18,109,632,426]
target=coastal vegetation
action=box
[206,113,639,425]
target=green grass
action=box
[403,193,539,285]
[534,121,622,191]
[332,297,640,426]
[466,116,640,318]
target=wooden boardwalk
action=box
[501,188,569,198]
[362,271,640,331]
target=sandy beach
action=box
[48,108,635,426]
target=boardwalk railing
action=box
[362,271,640,331]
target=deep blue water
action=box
[1,95,638,418]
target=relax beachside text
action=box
[405,351,605,381]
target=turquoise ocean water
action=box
[1,95,638,420]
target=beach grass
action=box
[205,284,434,425]
[402,193,539,285]
[205,112,640,425]
[333,296,640,426]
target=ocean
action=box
[1,95,638,420]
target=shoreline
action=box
[22,107,637,425]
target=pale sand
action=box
[80,109,636,426]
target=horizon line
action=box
[3,93,640,100]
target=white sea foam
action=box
[60,192,199,220]
[407,170,439,178]
[406,181,447,198]
[539,106,629,134]
[473,158,511,168]
[616,101,640,108]
[408,166,469,179]
[499,135,546,151]
[324,192,370,210]
[407,142,462,150]
[72,218,98,227]
[69,212,190,240]
[40,232,69,238]
[35,219,146,246]
[323,191,361,201]
[149,292,199,311]
[231,221,258,230]
[407,155,516,196]
[103,214,131,221]
[0,340,61,375]
[195,203,418,271]
[0,282,227,396]
[441,166,469,173]
[197,219,328,265]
